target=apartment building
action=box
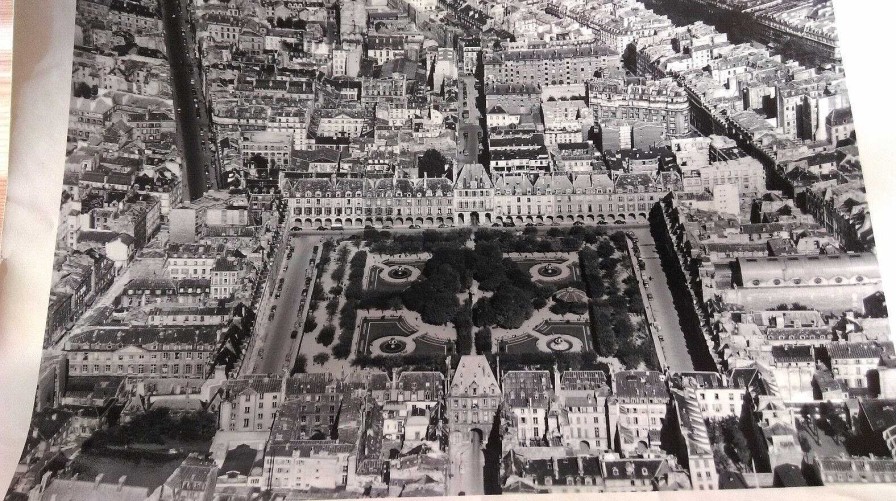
[240,131,293,170]
[503,370,553,448]
[64,326,218,378]
[219,375,284,432]
[555,370,612,452]
[484,40,619,87]
[589,78,690,137]
[610,371,669,454]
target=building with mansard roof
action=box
[448,355,501,446]
[502,370,553,449]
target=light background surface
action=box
[1,1,895,499]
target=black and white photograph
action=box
[3,0,896,499]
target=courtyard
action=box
[329,227,656,371]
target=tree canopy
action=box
[417,149,448,178]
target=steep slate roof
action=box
[502,370,552,409]
[450,355,500,396]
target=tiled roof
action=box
[613,371,668,400]
[285,372,333,396]
[396,371,444,393]
[771,345,814,364]
[450,355,499,396]
[559,371,607,391]
[603,459,664,480]
[66,326,220,350]
[502,371,551,408]
[859,399,896,433]
[829,341,894,360]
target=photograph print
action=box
[6,0,896,500]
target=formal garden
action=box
[310,226,659,373]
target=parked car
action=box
[290,330,298,339]
[304,277,312,286]
[647,293,653,300]
[438,224,448,228]
[301,289,308,297]
[409,224,421,229]
[317,226,326,231]
[275,292,281,299]
[573,221,584,226]
[268,312,275,321]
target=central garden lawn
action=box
[366,263,423,292]
[357,317,417,353]
[415,334,450,355]
[499,333,540,354]
[535,320,594,352]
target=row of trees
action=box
[368,229,472,255]
[580,245,655,369]
[330,245,351,283]
[455,301,474,355]
[474,227,603,254]
[316,240,335,273]
[475,327,493,354]
[333,251,368,359]
[352,353,449,373]
[494,351,611,373]
[474,225,612,252]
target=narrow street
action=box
[448,432,484,496]
[160,0,216,198]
